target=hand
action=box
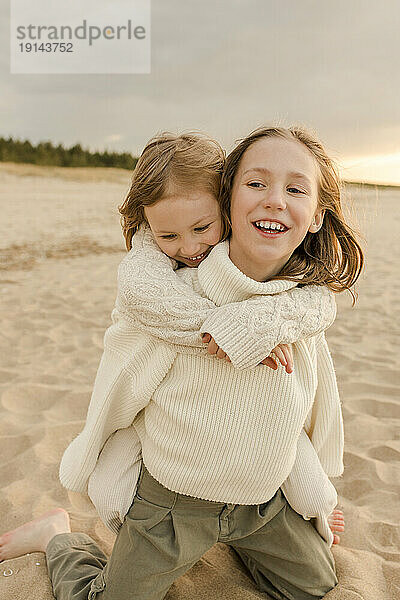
[201,335,293,373]
[201,333,231,361]
[260,344,294,374]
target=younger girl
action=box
[0,128,361,600]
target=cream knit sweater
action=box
[60,227,343,546]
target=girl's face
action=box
[144,189,222,267]
[229,136,324,282]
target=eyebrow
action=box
[242,167,312,186]
[154,215,216,234]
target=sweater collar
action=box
[197,240,298,306]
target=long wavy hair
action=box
[219,126,364,302]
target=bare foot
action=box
[328,509,345,545]
[0,508,71,562]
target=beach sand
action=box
[0,162,399,599]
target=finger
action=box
[202,333,211,343]
[216,347,227,359]
[260,357,278,370]
[207,339,219,355]
[271,347,287,367]
[280,344,294,373]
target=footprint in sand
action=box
[44,391,89,423]
[339,477,375,502]
[343,450,381,482]
[340,381,400,398]
[0,433,36,465]
[368,520,400,561]
[15,334,50,351]
[374,461,400,487]
[0,369,14,385]
[368,443,400,463]
[344,413,396,438]
[1,384,64,415]
[33,425,75,464]
[348,397,399,419]
[367,366,400,387]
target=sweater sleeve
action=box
[87,425,142,535]
[59,324,176,493]
[199,286,337,370]
[116,225,216,347]
[303,332,344,478]
[280,333,343,548]
[280,428,337,547]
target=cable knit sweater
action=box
[114,226,338,370]
[60,227,343,546]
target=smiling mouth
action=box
[180,250,209,263]
[253,220,289,236]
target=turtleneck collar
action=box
[197,240,299,306]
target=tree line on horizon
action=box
[0,136,138,169]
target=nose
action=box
[262,188,286,210]
[180,237,202,257]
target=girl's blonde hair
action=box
[119,132,227,250]
[219,126,364,302]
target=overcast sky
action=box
[1,0,399,183]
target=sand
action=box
[0,162,399,599]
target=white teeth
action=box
[183,253,205,260]
[255,220,286,232]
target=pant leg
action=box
[103,464,220,599]
[46,532,108,600]
[47,463,220,600]
[226,488,338,600]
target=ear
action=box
[308,209,325,233]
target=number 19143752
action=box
[18,42,73,52]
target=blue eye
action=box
[287,187,305,194]
[248,182,264,188]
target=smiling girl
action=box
[228,135,325,281]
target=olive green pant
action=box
[46,463,338,600]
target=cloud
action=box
[341,152,400,185]
[0,0,399,181]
